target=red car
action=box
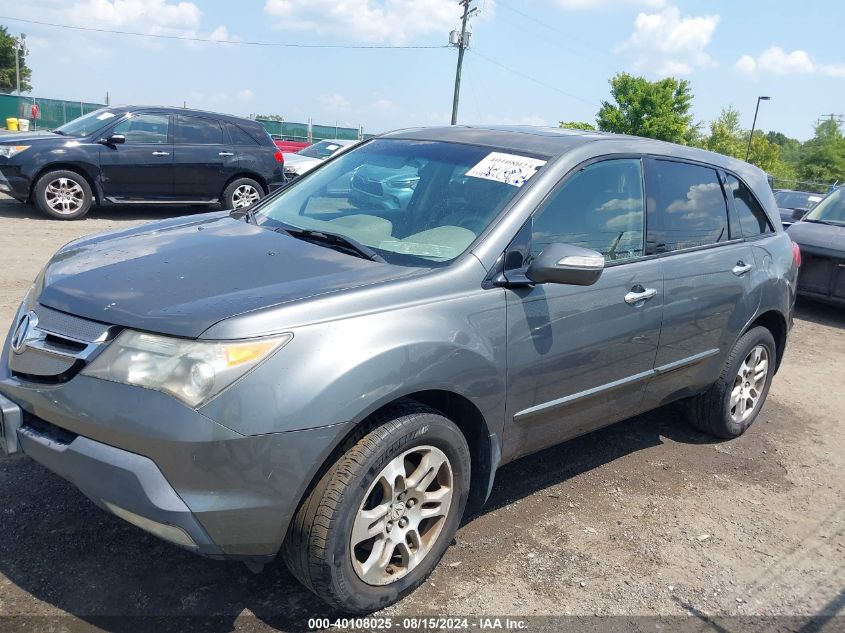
[271,136,310,153]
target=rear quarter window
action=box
[725,174,774,238]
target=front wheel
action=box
[222,177,264,210]
[283,404,470,613]
[33,170,94,220]
[686,326,776,438]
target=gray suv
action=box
[0,127,798,613]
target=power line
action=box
[468,49,599,107]
[0,15,449,49]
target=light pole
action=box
[450,0,476,125]
[745,95,770,161]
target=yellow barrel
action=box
[6,117,18,131]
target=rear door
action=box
[172,114,238,201]
[641,158,758,409]
[504,158,664,460]
[98,112,173,200]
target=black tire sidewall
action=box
[327,414,470,613]
[34,170,93,220]
[222,178,263,210]
[720,327,776,436]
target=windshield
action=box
[54,108,121,137]
[256,139,543,266]
[297,140,349,159]
[804,187,845,225]
[774,190,821,210]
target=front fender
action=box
[199,289,507,439]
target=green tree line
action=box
[561,73,845,193]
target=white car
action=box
[283,139,358,179]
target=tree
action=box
[705,106,744,158]
[559,120,596,131]
[797,118,845,188]
[0,26,31,93]
[596,73,697,144]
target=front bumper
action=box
[0,165,31,201]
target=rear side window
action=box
[645,159,729,253]
[175,115,223,144]
[725,174,773,238]
[225,122,258,146]
[532,158,645,262]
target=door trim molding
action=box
[513,347,720,421]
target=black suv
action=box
[0,106,286,220]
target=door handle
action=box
[624,287,657,305]
[732,261,753,276]
[218,151,235,156]
[151,151,170,156]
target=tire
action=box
[222,177,264,210]
[283,403,471,613]
[686,326,777,439]
[33,170,94,220]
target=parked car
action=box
[271,135,310,154]
[786,185,845,306]
[0,126,798,613]
[283,139,358,180]
[774,189,824,227]
[350,161,421,210]
[0,106,286,220]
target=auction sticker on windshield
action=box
[466,152,546,188]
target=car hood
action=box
[36,213,422,338]
[0,131,64,144]
[284,154,321,172]
[787,221,845,257]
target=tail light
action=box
[792,241,801,267]
[273,150,284,164]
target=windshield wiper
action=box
[276,227,386,263]
[52,130,67,136]
[804,219,843,226]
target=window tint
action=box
[531,159,645,262]
[111,114,169,144]
[175,115,223,144]
[725,175,773,237]
[646,159,728,253]
[225,122,258,146]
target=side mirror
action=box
[99,134,125,145]
[526,243,605,286]
[792,208,806,221]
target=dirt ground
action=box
[0,194,843,632]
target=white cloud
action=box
[318,93,352,113]
[236,89,255,100]
[619,5,719,76]
[553,0,665,9]
[373,99,397,112]
[735,46,845,78]
[264,0,462,44]
[64,0,202,35]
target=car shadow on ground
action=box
[0,197,217,223]
[0,406,715,633]
[794,298,845,329]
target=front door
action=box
[98,112,173,200]
[504,158,664,461]
[172,114,238,200]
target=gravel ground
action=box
[0,195,843,632]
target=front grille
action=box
[352,176,383,196]
[8,304,115,383]
[22,411,78,445]
[799,254,841,297]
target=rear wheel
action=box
[222,177,263,210]
[686,326,776,438]
[33,170,93,220]
[283,404,470,613]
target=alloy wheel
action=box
[730,344,769,424]
[44,178,85,215]
[231,184,260,209]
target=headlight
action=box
[82,330,292,407]
[0,145,30,158]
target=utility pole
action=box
[745,95,769,162]
[450,0,476,125]
[13,33,27,95]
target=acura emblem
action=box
[10,311,38,354]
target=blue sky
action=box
[7,0,845,140]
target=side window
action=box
[225,122,258,146]
[175,115,223,145]
[725,174,773,237]
[111,114,169,144]
[645,159,728,253]
[531,159,645,262]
